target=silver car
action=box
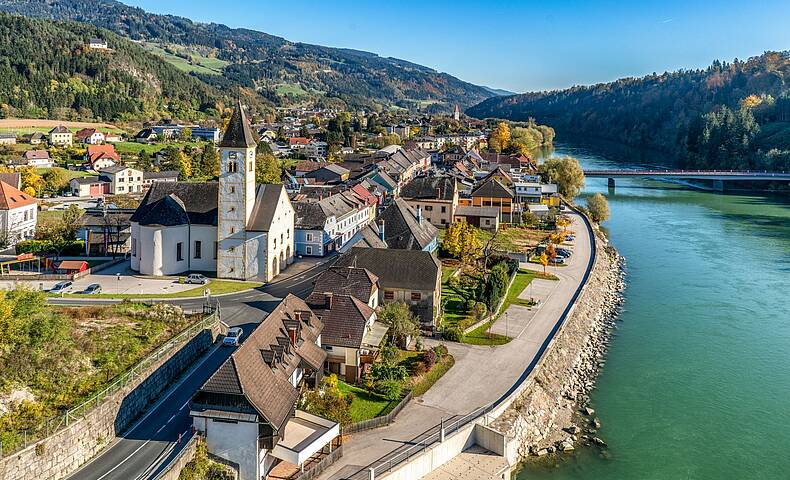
[223,327,243,347]
[50,281,73,293]
[185,273,209,285]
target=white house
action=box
[99,166,145,194]
[20,150,54,168]
[0,182,37,245]
[129,102,295,281]
[48,125,73,147]
[89,38,108,49]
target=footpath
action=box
[319,214,592,480]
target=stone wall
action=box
[0,321,221,480]
[492,230,625,460]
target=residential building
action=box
[134,128,157,144]
[541,183,561,206]
[99,166,145,194]
[48,125,73,147]
[29,132,44,145]
[376,198,438,252]
[293,189,373,257]
[514,182,543,204]
[385,124,410,139]
[303,164,350,184]
[190,295,337,480]
[76,128,105,145]
[0,133,16,145]
[453,205,500,231]
[84,144,119,170]
[465,177,517,222]
[129,102,295,281]
[399,175,458,227]
[20,150,53,168]
[88,38,108,49]
[304,140,328,159]
[142,170,179,189]
[0,181,37,245]
[70,176,109,197]
[76,208,134,255]
[104,133,121,143]
[335,247,442,328]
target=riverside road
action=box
[62,258,336,480]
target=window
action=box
[194,241,202,259]
[229,186,235,194]
[176,242,183,261]
[249,161,253,171]
[214,242,218,259]
[118,177,124,182]
[411,292,422,301]
[228,161,238,173]
[229,246,235,253]
[441,206,446,213]
[306,233,313,242]
[384,291,395,300]
[229,227,235,235]
[118,186,124,192]
[306,246,313,255]
[425,205,433,211]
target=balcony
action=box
[269,411,340,467]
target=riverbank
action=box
[490,225,625,465]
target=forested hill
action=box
[0,0,495,112]
[467,52,790,171]
[0,13,254,122]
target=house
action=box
[70,176,110,197]
[541,183,561,207]
[453,205,500,231]
[399,175,458,227]
[304,140,328,159]
[293,189,372,257]
[288,137,311,149]
[76,129,105,145]
[527,203,551,220]
[190,295,337,480]
[293,160,327,177]
[20,150,54,168]
[84,144,119,170]
[376,198,438,252]
[55,260,89,275]
[99,166,145,194]
[466,177,517,222]
[303,164,350,184]
[48,125,73,147]
[88,38,108,49]
[142,170,179,189]
[29,132,44,145]
[0,182,37,245]
[129,102,295,281]
[0,173,21,189]
[77,208,134,256]
[0,133,16,145]
[134,128,157,144]
[514,182,543,204]
[335,247,442,328]
[104,133,121,143]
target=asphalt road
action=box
[63,257,336,480]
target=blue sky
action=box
[125,0,790,93]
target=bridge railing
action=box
[0,301,220,459]
[583,169,790,176]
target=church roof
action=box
[219,101,258,148]
[247,184,288,232]
[131,182,219,226]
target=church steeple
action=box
[219,101,258,148]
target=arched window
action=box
[228,161,238,173]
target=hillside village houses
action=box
[0,181,37,246]
[129,101,295,281]
[48,125,73,146]
[76,128,105,145]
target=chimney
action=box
[288,327,297,347]
[324,292,333,310]
[378,219,385,241]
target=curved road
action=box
[62,258,336,480]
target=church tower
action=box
[217,101,258,279]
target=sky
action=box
[125,0,790,93]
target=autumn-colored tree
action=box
[740,94,762,109]
[162,147,192,180]
[587,192,610,222]
[20,167,43,195]
[488,122,511,153]
[539,252,549,275]
[442,222,482,265]
[256,152,282,184]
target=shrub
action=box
[370,363,408,382]
[443,325,463,342]
[415,337,423,352]
[375,379,403,401]
[379,344,400,365]
[423,349,437,370]
[413,361,427,375]
[471,302,488,321]
[15,239,84,256]
[434,344,449,357]
[464,299,476,313]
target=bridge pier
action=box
[712,180,725,192]
[607,177,616,189]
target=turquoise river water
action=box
[518,141,790,480]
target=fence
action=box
[343,390,413,435]
[367,203,599,478]
[294,445,344,480]
[0,300,220,458]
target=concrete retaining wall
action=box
[0,321,221,480]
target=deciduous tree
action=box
[538,156,585,198]
[587,193,610,222]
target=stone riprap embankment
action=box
[491,230,625,461]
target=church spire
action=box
[219,100,258,148]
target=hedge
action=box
[16,239,85,256]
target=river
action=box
[518,141,790,480]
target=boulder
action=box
[584,407,595,416]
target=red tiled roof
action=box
[289,137,311,146]
[86,144,120,164]
[0,181,37,210]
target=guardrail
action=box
[583,168,790,177]
[366,204,599,478]
[0,301,220,458]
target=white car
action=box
[50,281,73,293]
[223,327,243,347]
[185,273,209,285]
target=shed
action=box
[56,260,89,274]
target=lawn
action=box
[462,320,511,346]
[62,279,263,299]
[35,167,92,179]
[398,348,455,397]
[440,261,481,330]
[275,83,311,97]
[114,141,202,155]
[142,42,229,75]
[337,380,398,423]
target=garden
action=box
[0,291,200,452]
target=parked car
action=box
[50,281,73,293]
[549,257,565,265]
[83,284,102,294]
[556,248,573,257]
[564,234,575,242]
[223,327,243,347]
[185,273,209,285]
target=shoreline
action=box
[489,224,626,468]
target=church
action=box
[130,102,295,281]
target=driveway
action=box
[319,213,593,479]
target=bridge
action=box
[582,169,790,190]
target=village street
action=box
[319,213,593,480]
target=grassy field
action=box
[35,166,92,179]
[62,280,263,299]
[440,260,480,330]
[275,83,312,97]
[337,380,398,422]
[462,320,511,346]
[114,140,202,155]
[142,42,229,75]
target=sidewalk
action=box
[319,214,593,480]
